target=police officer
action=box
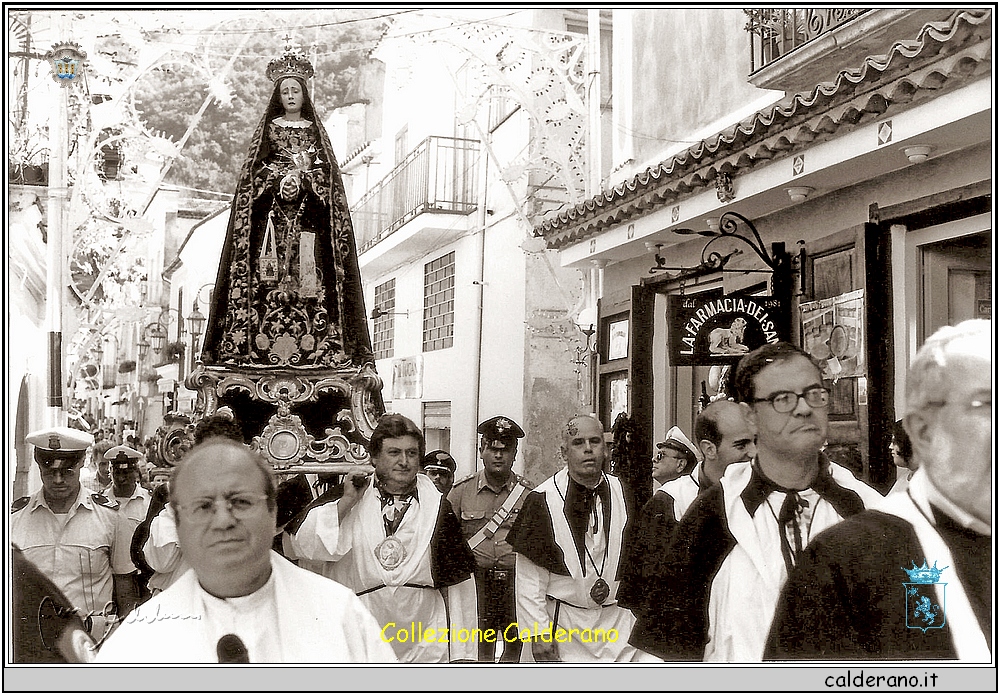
[448,416,531,662]
[12,544,96,663]
[104,445,152,612]
[82,438,113,492]
[11,427,132,640]
[421,449,457,496]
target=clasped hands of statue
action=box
[275,148,319,202]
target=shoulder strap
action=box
[91,493,119,510]
[466,483,529,550]
[452,473,476,488]
[11,496,30,513]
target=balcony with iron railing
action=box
[744,8,955,93]
[352,136,480,255]
[746,9,869,73]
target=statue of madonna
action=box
[201,48,373,369]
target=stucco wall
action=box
[628,9,777,166]
[369,232,483,477]
[521,250,587,484]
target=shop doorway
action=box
[919,231,991,343]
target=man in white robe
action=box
[507,415,636,662]
[96,440,393,663]
[284,414,478,663]
[629,342,881,662]
[767,320,991,661]
[622,399,755,655]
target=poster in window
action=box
[799,288,864,380]
[609,376,628,424]
[608,319,629,361]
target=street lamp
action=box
[186,299,206,339]
[187,299,206,369]
[573,307,598,411]
[195,283,215,305]
[148,322,167,354]
[137,337,150,362]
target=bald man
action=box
[507,416,636,662]
[97,440,394,663]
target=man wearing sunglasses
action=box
[767,319,991,661]
[629,342,880,662]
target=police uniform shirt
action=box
[11,486,131,621]
[12,545,90,663]
[107,484,151,574]
[448,470,530,570]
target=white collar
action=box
[272,116,312,128]
[909,468,991,536]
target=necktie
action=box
[585,488,601,534]
[776,491,809,572]
[379,490,411,536]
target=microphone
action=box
[217,634,250,663]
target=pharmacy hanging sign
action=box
[668,292,788,366]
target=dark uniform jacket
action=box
[765,508,991,660]
[616,489,682,612]
[12,545,87,663]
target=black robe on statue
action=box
[202,75,373,369]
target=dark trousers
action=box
[474,566,522,663]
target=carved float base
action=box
[159,361,386,475]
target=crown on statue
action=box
[266,49,314,84]
[901,559,947,584]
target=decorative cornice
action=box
[537,9,991,250]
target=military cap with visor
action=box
[422,450,457,473]
[477,416,525,450]
[104,445,144,470]
[26,427,94,469]
[655,425,701,465]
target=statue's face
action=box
[279,78,303,116]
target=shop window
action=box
[602,316,630,362]
[423,401,451,453]
[803,245,863,427]
[825,377,856,422]
[601,371,629,430]
[811,248,853,301]
[597,310,630,428]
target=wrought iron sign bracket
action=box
[648,211,779,281]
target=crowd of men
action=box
[10,319,992,664]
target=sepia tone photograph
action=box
[6,4,994,691]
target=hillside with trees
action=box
[134,9,389,196]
